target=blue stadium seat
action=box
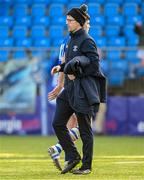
[0,3,10,15]
[15,0,32,5]
[89,26,103,38]
[13,50,27,59]
[0,16,13,27]
[107,37,126,47]
[100,60,109,75]
[33,16,50,27]
[15,38,32,47]
[108,70,125,86]
[69,0,85,3]
[31,26,46,38]
[88,3,101,16]
[127,58,140,65]
[126,52,140,76]
[96,37,106,47]
[51,0,68,3]
[107,50,121,60]
[123,26,136,38]
[126,15,142,25]
[31,50,41,57]
[33,38,50,47]
[15,16,31,27]
[126,35,139,46]
[90,16,105,26]
[123,3,138,16]
[125,50,138,60]
[104,3,119,16]
[49,26,64,38]
[136,67,144,77]
[105,26,120,37]
[32,4,47,17]
[0,26,9,38]
[13,4,29,16]
[51,16,65,26]
[107,15,124,26]
[67,3,82,11]
[51,37,64,47]
[0,51,9,62]
[51,0,69,4]
[87,0,105,5]
[13,26,28,38]
[110,60,128,73]
[49,4,64,17]
[0,0,13,4]
[0,38,13,47]
[125,0,141,4]
[106,0,123,4]
[49,50,59,61]
[32,0,50,5]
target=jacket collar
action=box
[70,28,85,38]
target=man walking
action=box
[51,5,107,175]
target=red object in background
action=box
[105,119,117,131]
[22,119,41,131]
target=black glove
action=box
[59,63,65,72]
[64,59,82,76]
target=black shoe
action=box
[72,168,91,175]
[61,157,81,174]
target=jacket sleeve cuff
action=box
[59,63,65,72]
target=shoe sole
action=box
[48,149,62,171]
[72,170,91,175]
[61,159,80,174]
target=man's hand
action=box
[48,85,62,101]
[67,74,76,80]
[51,65,61,75]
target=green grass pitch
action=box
[0,136,144,180]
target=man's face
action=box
[66,15,81,33]
[83,20,90,33]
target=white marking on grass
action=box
[114,161,144,164]
[0,159,52,162]
[1,154,144,162]
[0,153,16,157]
[0,153,46,158]
[93,155,144,159]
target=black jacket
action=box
[58,28,107,114]
[64,56,107,104]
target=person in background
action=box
[130,21,144,78]
[135,21,144,63]
[92,48,107,135]
[92,103,107,135]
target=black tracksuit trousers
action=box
[52,97,93,170]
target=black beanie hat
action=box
[79,4,90,20]
[67,4,89,26]
[67,8,85,26]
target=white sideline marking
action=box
[114,161,144,164]
[93,155,144,159]
[1,154,144,159]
